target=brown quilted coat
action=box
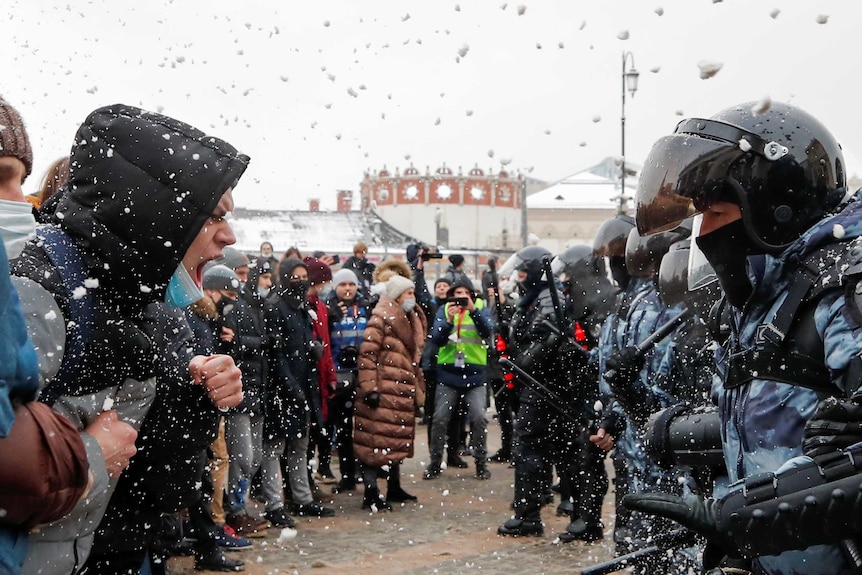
[354,294,427,467]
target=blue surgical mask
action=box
[0,199,36,260]
[165,263,204,308]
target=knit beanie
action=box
[303,256,332,286]
[203,264,241,292]
[0,96,33,179]
[385,274,414,300]
[434,277,451,289]
[331,268,359,287]
[449,254,465,268]
[217,246,250,271]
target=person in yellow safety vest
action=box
[424,277,495,481]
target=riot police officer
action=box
[551,245,617,543]
[625,101,862,574]
[496,246,568,537]
[592,221,693,573]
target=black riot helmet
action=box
[552,244,617,324]
[625,219,692,279]
[511,245,552,289]
[593,214,635,257]
[657,239,689,305]
[636,101,846,253]
[593,214,635,289]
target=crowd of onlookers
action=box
[0,92,520,575]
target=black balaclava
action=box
[695,218,755,309]
[608,255,630,291]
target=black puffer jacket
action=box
[14,104,250,397]
[264,288,321,441]
[11,104,248,574]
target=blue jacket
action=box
[0,241,39,575]
[325,293,370,371]
[712,194,862,575]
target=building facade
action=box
[359,164,525,251]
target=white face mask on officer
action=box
[0,198,36,260]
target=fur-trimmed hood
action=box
[373,259,412,283]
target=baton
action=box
[499,357,581,427]
[603,307,692,381]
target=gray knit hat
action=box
[0,96,33,179]
[203,264,241,292]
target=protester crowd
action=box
[3,94,862,575]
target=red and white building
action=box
[359,164,528,250]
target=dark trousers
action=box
[568,430,608,528]
[512,398,554,522]
[329,394,357,481]
[424,371,462,457]
[491,377,515,457]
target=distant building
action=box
[359,164,527,251]
[526,158,642,253]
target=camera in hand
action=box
[446,297,469,307]
[420,251,444,260]
[331,254,341,265]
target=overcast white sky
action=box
[4,0,862,210]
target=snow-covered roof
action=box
[229,208,419,254]
[526,158,642,210]
[527,170,621,210]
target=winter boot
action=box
[475,460,491,480]
[361,486,392,512]
[386,467,417,502]
[557,517,604,543]
[497,517,544,537]
[423,461,442,480]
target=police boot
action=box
[557,517,603,543]
[497,517,544,537]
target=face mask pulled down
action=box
[166,264,204,308]
[0,199,36,260]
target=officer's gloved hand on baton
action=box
[622,493,731,568]
[603,346,645,390]
[803,396,862,458]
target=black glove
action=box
[803,396,862,458]
[364,391,381,408]
[603,346,645,389]
[623,493,717,536]
[309,339,325,362]
[623,493,731,568]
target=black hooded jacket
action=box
[13,104,249,397]
[10,104,249,571]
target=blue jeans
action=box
[429,384,488,464]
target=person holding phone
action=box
[424,278,494,481]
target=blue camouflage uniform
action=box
[600,278,692,571]
[712,194,862,575]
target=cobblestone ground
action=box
[170,417,618,575]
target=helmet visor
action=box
[687,215,719,292]
[635,132,743,235]
[658,243,689,305]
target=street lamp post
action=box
[620,51,639,214]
